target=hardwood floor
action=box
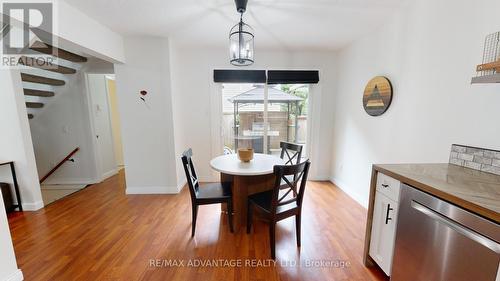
[8,171,388,281]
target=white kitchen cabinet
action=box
[369,173,400,276]
[376,172,401,201]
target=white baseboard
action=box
[309,175,331,181]
[42,167,120,186]
[100,168,118,182]
[330,176,368,208]
[177,180,187,192]
[21,200,44,211]
[2,269,23,281]
[42,178,95,185]
[41,184,87,190]
[125,185,179,194]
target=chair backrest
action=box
[181,148,199,200]
[271,160,311,214]
[223,146,234,155]
[279,142,303,165]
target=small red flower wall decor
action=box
[139,90,150,109]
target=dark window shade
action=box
[267,70,319,84]
[213,69,266,83]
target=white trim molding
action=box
[125,186,179,194]
[177,180,187,192]
[308,175,331,181]
[330,176,368,209]
[41,178,95,185]
[21,200,44,211]
[100,168,119,182]
[40,184,87,190]
[2,269,23,281]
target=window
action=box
[221,83,309,158]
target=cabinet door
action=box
[369,192,399,276]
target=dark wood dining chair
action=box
[279,142,304,194]
[280,142,303,165]
[181,149,233,237]
[246,160,311,259]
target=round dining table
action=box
[210,153,285,231]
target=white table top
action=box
[210,153,285,176]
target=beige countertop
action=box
[373,163,500,224]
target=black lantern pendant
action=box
[229,0,254,66]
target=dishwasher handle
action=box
[411,200,500,253]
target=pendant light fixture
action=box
[229,0,254,66]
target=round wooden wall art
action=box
[363,76,393,116]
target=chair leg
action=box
[191,204,199,237]
[269,222,276,259]
[246,201,253,234]
[295,213,301,247]
[227,200,234,233]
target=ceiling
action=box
[64,0,407,51]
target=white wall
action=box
[28,60,115,186]
[56,0,125,63]
[330,0,500,207]
[0,69,43,211]
[115,36,178,194]
[169,45,338,182]
[0,193,23,281]
[169,43,189,191]
[29,63,91,185]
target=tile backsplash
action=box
[450,144,500,175]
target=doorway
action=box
[86,74,124,182]
[105,76,124,169]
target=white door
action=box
[86,74,117,181]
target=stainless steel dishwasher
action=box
[391,184,500,281]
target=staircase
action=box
[21,41,88,120]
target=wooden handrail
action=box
[39,147,79,184]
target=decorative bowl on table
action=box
[237,148,254,162]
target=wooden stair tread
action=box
[26,102,44,108]
[21,73,65,86]
[19,56,77,74]
[30,41,87,63]
[28,114,34,119]
[477,60,500,72]
[24,88,55,97]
